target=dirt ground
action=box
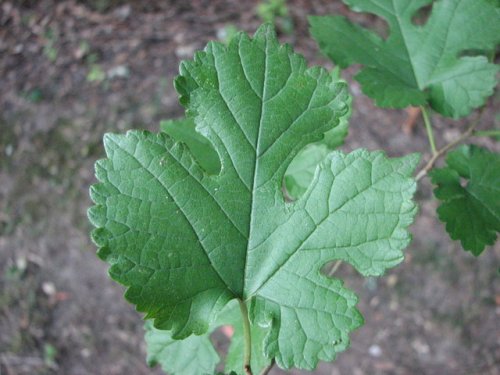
[1,1,499,374]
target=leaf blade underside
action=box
[89,25,419,371]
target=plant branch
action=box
[416,110,484,181]
[238,299,253,375]
[259,360,275,375]
[420,105,437,155]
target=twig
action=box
[415,109,484,181]
[416,48,495,180]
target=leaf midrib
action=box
[390,0,421,89]
[244,33,269,295]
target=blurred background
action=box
[0,1,499,374]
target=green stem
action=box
[415,107,484,181]
[238,299,253,375]
[420,105,437,155]
[473,129,500,137]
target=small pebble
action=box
[5,144,13,156]
[386,274,398,288]
[42,281,56,296]
[369,344,382,357]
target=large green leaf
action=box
[89,25,419,370]
[430,145,500,255]
[309,0,500,118]
[163,91,350,201]
[160,113,350,201]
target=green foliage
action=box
[257,0,294,34]
[160,118,220,175]
[145,321,219,375]
[89,25,418,372]
[257,0,288,22]
[83,0,127,12]
[161,75,350,199]
[284,70,351,198]
[42,28,58,63]
[43,343,57,366]
[430,145,500,255]
[146,300,270,374]
[87,64,106,83]
[22,88,43,103]
[309,0,500,118]
[218,24,240,45]
[219,302,271,374]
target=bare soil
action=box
[1,1,499,374]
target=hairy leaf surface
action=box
[89,25,418,370]
[309,0,500,118]
[430,145,500,255]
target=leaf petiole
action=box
[420,106,437,155]
[415,107,485,181]
[238,299,253,375]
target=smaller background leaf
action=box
[160,118,220,174]
[309,0,500,118]
[144,321,220,375]
[145,300,272,375]
[216,301,271,375]
[284,143,330,199]
[430,145,500,255]
[284,70,351,199]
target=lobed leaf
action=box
[430,145,500,255]
[309,0,500,118]
[89,25,419,371]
